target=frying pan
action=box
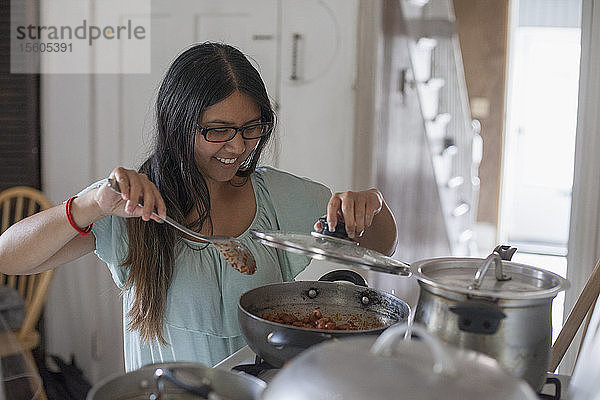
[237,270,410,367]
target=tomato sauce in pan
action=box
[261,308,365,330]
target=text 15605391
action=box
[19,42,73,53]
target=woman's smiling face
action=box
[194,90,262,185]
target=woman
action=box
[0,42,397,371]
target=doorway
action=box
[499,0,582,342]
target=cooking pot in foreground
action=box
[261,324,538,400]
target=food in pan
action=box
[261,308,362,330]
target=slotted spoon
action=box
[107,177,256,275]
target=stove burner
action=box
[537,377,561,400]
[232,356,277,377]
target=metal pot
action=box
[261,324,538,400]
[237,270,410,367]
[411,249,569,390]
[87,362,266,400]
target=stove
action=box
[215,345,570,399]
[214,345,280,383]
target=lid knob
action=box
[469,250,512,290]
[317,217,351,240]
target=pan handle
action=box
[152,367,213,399]
[318,269,368,287]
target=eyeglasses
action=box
[196,122,273,143]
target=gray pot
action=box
[87,362,266,400]
[238,271,410,367]
[261,324,538,400]
[411,252,569,391]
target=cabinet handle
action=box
[252,34,274,41]
[290,33,302,81]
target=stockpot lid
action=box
[411,255,569,300]
[250,229,410,276]
[261,324,538,400]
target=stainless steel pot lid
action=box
[261,324,538,400]
[86,362,265,400]
[249,229,410,276]
[411,255,569,300]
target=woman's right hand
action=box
[95,167,167,223]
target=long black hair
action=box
[122,42,275,344]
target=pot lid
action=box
[261,324,538,400]
[411,254,569,300]
[86,362,265,400]
[249,229,410,276]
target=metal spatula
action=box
[107,177,256,275]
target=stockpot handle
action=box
[469,247,516,290]
[370,324,456,376]
[152,367,213,399]
[494,244,517,261]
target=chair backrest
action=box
[0,186,55,341]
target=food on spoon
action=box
[213,242,257,275]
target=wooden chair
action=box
[1,186,54,400]
[548,257,600,372]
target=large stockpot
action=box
[411,251,569,391]
[238,270,410,367]
[87,362,266,400]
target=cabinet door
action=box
[93,0,279,173]
[277,0,358,191]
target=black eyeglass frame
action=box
[196,121,273,143]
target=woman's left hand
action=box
[314,189,384,239]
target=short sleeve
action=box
[91,216,130,289]
[73,178,130,289]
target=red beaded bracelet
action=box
[65,196,93,235]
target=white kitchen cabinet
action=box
[276,0,358,191]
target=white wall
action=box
[561,0,600,375]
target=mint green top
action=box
[81,166,331,372]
